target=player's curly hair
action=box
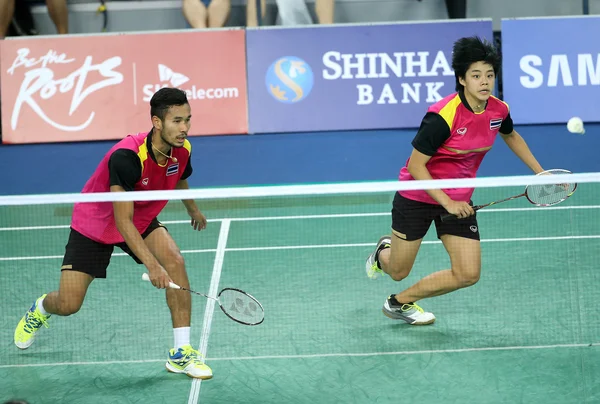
[150,87,189,121]
[452,36,500,92]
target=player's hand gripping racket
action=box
[440,169,577,222]
[142,273,264,326]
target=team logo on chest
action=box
[166,162,179,176]
[490,118,503,130]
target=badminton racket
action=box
[440,169,577,222]
[142,273,264,326]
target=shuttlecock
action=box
[567,117,585,134]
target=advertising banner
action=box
[1,29,248,144]
[502,16,600,125]
[246,20,493,133]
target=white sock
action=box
[173,327,191,349]
[37,297,49,316]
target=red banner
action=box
[0,29,248,144]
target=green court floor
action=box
[0,185,598,404]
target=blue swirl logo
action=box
[265,56,314,104]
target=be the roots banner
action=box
[0,30,248,144]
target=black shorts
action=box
[61,218,167,279]
[391,192,480,241]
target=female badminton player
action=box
[365,36,546,325]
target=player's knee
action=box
[165,252,186,272]
[389,271,408,282]
[454,269,480,288]
[174,253,185,269]
[57,297,83,316]
[387,263,412,282]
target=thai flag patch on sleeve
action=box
[490,118,503,130]
[166,163,179,176]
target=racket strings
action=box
[527,169,577,206]
[219,289,264,324]
[529,184,571,204]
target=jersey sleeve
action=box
[181,155,193,180]
[499,112,514,135]
[411,112,452,156]
[108,149,142,191]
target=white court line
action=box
[224,235,600,252]
[0,248,216,262]
[207,342,600,361]
[1,342,597,369]
[0,219,222,232]
[2,236,600,262]
[226,243,374,252]
[0,359,165,369]
[0,254,64,261]
[188,220,230,404]
[1,204,599,232]
[0,224,71,231]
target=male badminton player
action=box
[14,88,213,379]
[365,36,546,325]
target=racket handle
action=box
[141,273,181,290]
[440,213,458,222]
[441,206,481,222]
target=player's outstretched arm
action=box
[111,185,172,288]
[500,130,544,174]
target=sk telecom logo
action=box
[142,64,239,102]
[158,64,189,87]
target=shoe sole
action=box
[15,340,33,349]
[15,315,36,349]
[165,362,213,380]
[365,259,379,279]
[365,236,391,279]
[382,308,436,325]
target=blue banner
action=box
[502,16,600,125]
[246,20,493,134]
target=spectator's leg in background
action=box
[275,0,312,25]
[45,0,68,33]
[444,0,466,19]
[0,0,15,38]
[13,0,39,36]
[207,0,230,27]
[246,0,266,27]
[183,0,208,28]
[315,0,334,24]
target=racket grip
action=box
[440,213,458,222]
[141,273,181,290]
[441,207,480,222]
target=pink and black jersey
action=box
[399,91,513,205]
[71,130,192,244]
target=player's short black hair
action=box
[452,36,500,91]
[150,87,189,121]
